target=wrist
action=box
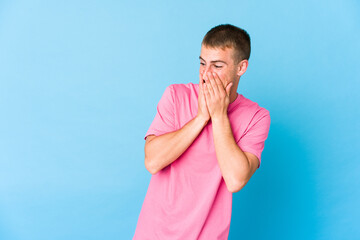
[195,115,209,127]
[211,113,229,124]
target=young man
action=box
[133,24,271,239]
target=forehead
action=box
[200,45,235,62]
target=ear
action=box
[236,59,248,77]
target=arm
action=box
[145,75,210,175]
[145,116,208,175]
[203,72,259,193]
[211,115,259,193]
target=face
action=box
[199,45,240,87]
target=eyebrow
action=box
[199,56,227,65]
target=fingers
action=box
[225,82,233,97]
[205,72,227,98]
[204,73,214,97]
[203,82,211,107]
[198,74,209,103]
[212,72,225,91]
[203,77,211,98]
[208,72,221,97]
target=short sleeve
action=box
[237,108,271,169]
[144,85,176,140]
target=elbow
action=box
[227,164,252,193]
[144,139,159,175]
[145,157,158,175]
[227,179,248,193]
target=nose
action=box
[201,66,211,81]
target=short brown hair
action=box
[202,24,251,63]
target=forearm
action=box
[145,116,208,174]
[211,115,250,192]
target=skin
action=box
[198,45,260,192]
[144,44,259,193]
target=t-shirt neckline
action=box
[227,92,243,112]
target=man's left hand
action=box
[203,72,233,120]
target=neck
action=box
[229,78,240,104]
[229,92,238,104]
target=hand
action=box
[196,73,211,123]
[203,72,233,120]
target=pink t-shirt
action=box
[133,82,271,240]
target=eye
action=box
[214,65,222,69]
[200,62,205,66]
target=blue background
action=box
[0,0,359,239]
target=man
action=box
[133,24,271,239]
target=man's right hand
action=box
[197,73,211,123]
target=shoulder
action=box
[159,82,198,107]
[168,82,197,92]
[167,82,199,98]
[233,95,271,128]
[240,94,270,117]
